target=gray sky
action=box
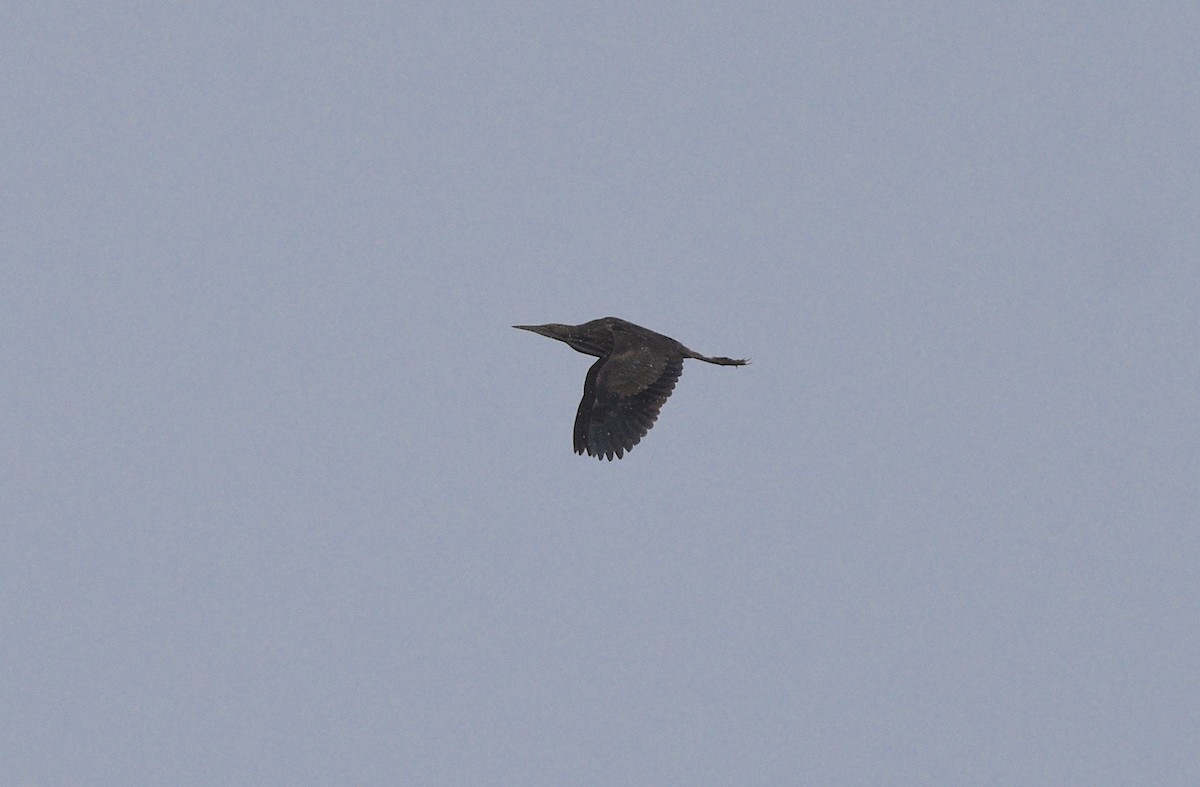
[4,3,1198,784]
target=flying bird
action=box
[514,317,748,460]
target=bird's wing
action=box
[574,328,684,460]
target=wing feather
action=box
[573,326,685,460]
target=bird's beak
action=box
[513,324,555,338]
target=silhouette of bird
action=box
[514,317,748,460]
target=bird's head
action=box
[513,322,610,357]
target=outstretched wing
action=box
[573,327,684,460]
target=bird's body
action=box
[513,317,747,460]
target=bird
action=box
[513,317,748,460]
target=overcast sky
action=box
[4,3,1198,784]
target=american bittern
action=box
[514,317,747,460]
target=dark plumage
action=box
[513,317,748,460]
